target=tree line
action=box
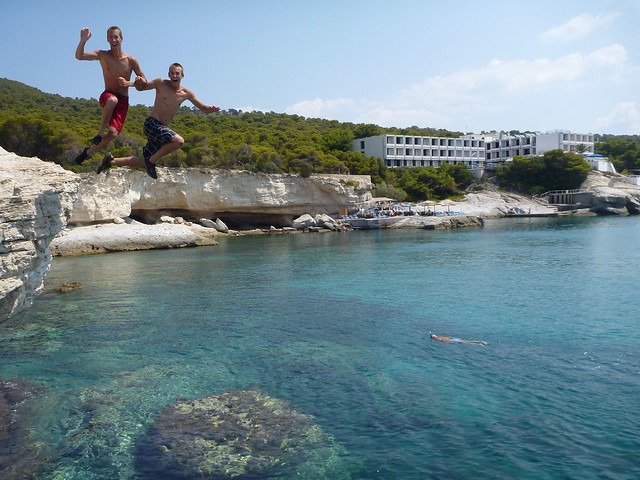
[1,77,624,201]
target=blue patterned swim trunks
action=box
[142,117,177,159]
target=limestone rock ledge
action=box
[0,148,79,322]
[70,167,373,226]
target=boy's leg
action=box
[147,135,185,164]
[86,125,118,156]
[93,96,118,143]
[111,156,146,169]
[143,135,184,179]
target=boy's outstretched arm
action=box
[75,27,99,61]
[188,91,220,114]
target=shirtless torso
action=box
[98,50,139,96]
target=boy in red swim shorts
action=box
[97,63,220,179]
[99,90,128,134]
[73,26,145,165]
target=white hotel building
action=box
[352,131,596,168]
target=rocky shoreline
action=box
[47,181,560,257]
[3,147,640,322]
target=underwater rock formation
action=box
[0,376,44,479]
[147,389,345,479]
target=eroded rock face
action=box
[581,171,640,214]
[0,148,79,322]
[146,390,346,479]
[70,168,372,226]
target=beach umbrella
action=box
[420,200,437,214]
[438,199,456,213]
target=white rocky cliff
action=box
[70,167,373,226]
[0,147,79,322]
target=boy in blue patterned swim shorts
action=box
[98,63,220,178]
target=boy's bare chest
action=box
[101,55,131,75]
[159,88,188,105]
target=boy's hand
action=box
[80,28,92,42]
[204,105,221,114]
[118,77,132,87]
[133,76,147,91]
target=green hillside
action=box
[5,77,622,199]
[0,78,461,179]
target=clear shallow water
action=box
[1,216,640,479]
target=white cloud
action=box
[539,12,620,43]
[285,44,637,133]
[285,97,357,119]
[594,102,640,133]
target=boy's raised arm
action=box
[75,27,99,61]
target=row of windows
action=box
[563,134,594,142]
[387,148,481,157]
[386,136,484,148]
[487,139,534,149]
[385,159,482,167]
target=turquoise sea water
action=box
[1,216,639,479]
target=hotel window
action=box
[386,136,394,144]
[440,139,446,146]
[406,148,412,155]
[423,149,430,156]
[414,138,422,145]
[455,139,462,146]
[360,141,365,149]
[448,150,454,156]
[448,139,454,146]
[440,149,446,156]
[396,148,403,155]
[464,140,470,147]
[406,137,413,145]
[396,137,404,144]
[432,139,438,145]
[479,141,484,147]
[472,141,478,147]
[386,148,394,155]
[456,150,462,157]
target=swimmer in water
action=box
[430,332,487,345]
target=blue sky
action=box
[2,0,640,135]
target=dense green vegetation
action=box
[496,150,592,195]
[595,136,640,173]
[0,78,475,201]
[2,77,633,202]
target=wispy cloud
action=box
[286,44,633,131]
[595,102,640,133]
[539,12,620,43]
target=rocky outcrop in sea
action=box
[143,389,350,479]
[0,147,79,322]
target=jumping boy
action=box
[74,26,145,164]
[97,63,220,179]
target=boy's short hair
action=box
[107,26,122,38]
[170,62,184,73]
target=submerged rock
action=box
[147,389,346,479]
[55,282,82,292]
[0,376,45,479]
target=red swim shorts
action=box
[99,90,129,133]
